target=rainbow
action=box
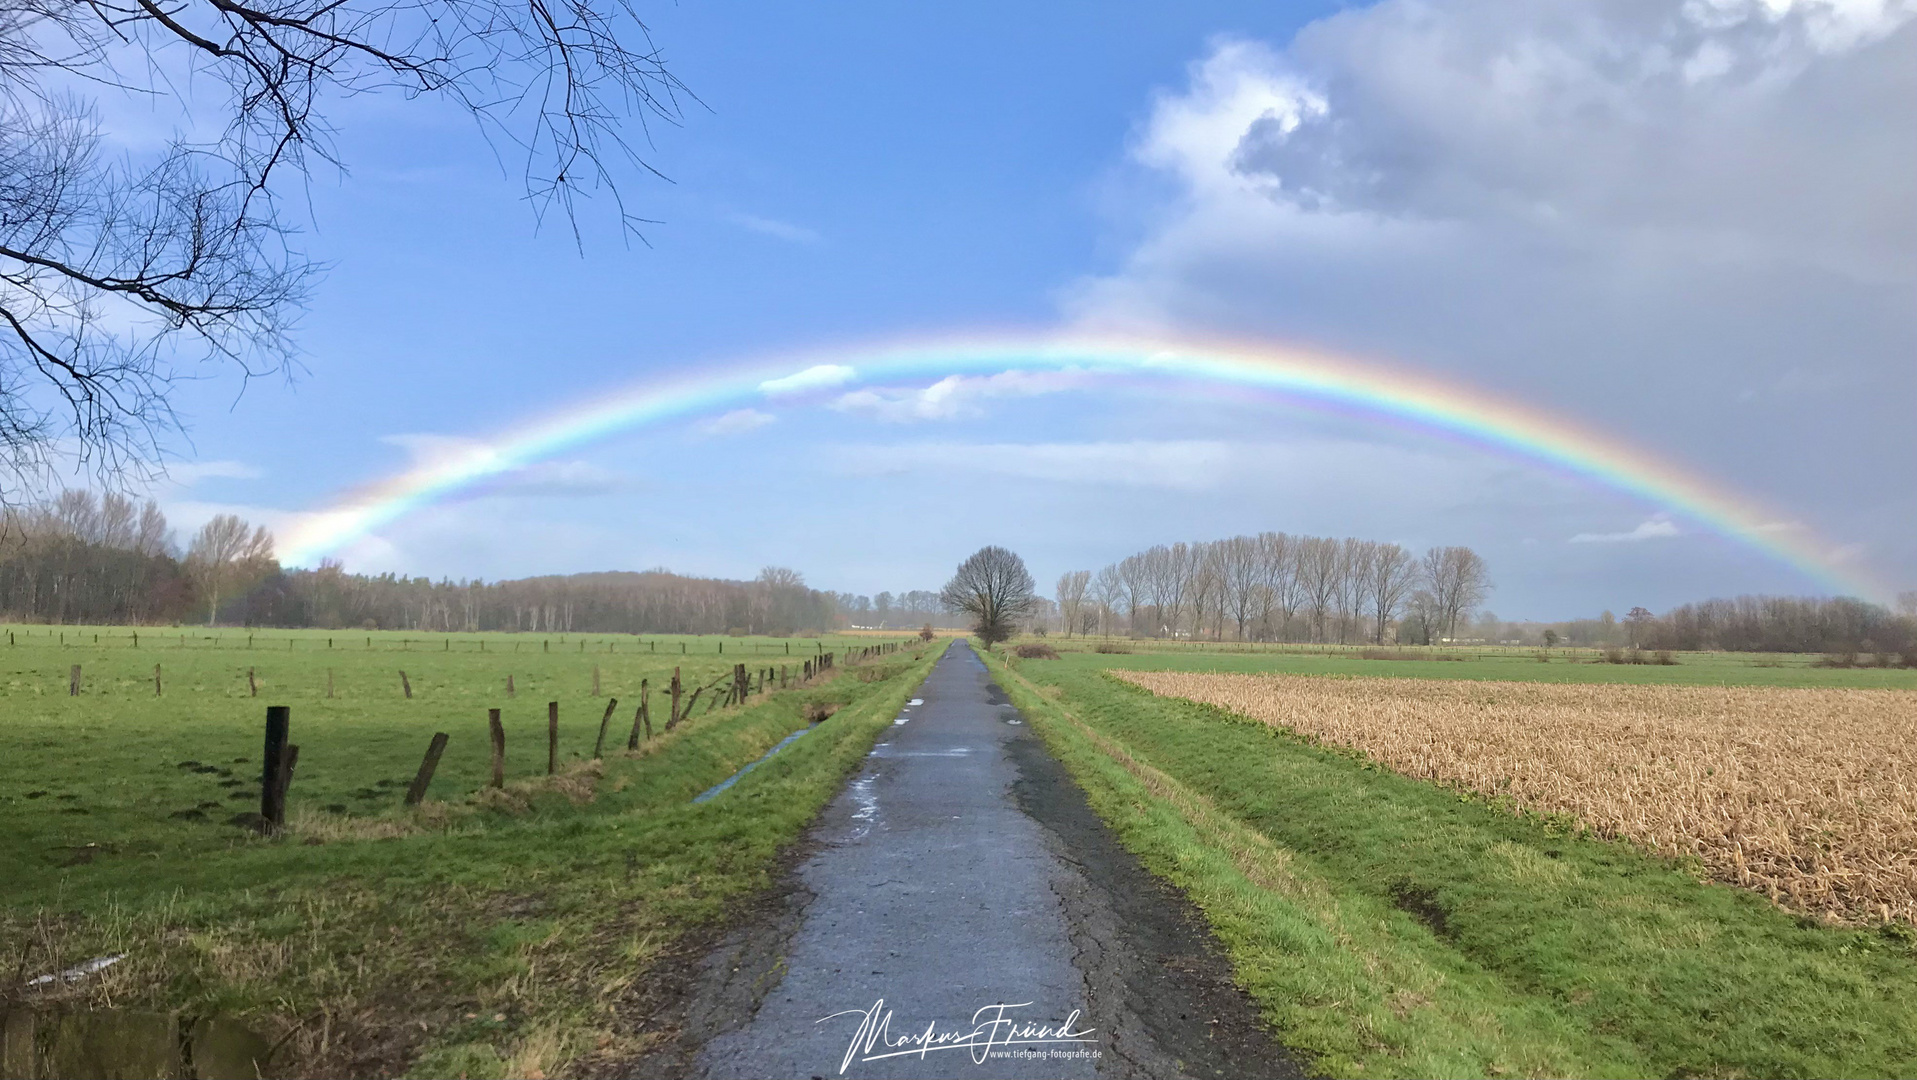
[278,333,1881,598]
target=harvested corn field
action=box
[1113,669,1917,925]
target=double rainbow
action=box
[279,333,1879,598]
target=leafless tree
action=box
[1215,534,1258,640]
[1118,551,1148,635]
[1401,588,1440,645]
[185,512,273,622]
[1187,541,1222,639]
[1421,545,1491,641]
[940,545,1036,647]
[1254,530,1298,640]
[1297,536,1341,642]
[1365,542,1416,644]
[1090,563,1125,636]
[0,0,688,490]
[1055,569,1089,639]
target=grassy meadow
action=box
[0,624,934,1077]
[987,640,1917,1078]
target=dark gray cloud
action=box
[1066,1,1917,599]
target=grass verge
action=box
[982,648,1917,1079]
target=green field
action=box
[0,625,934,1077]
[1035,635,1917,688]
[985,643,1917,1078]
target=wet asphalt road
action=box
[696,641,1102,1080]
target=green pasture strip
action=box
[0,639,937,1078]
[1030,639,1917,688]
[984,649,1917,1079]
[0,638,866,887]
[0,623,910,657]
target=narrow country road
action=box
[665,641,1301,1080]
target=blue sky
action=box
[145,0,1917,619]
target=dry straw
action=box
[1115,670,1917,925]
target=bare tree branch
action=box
[0,0,686,495]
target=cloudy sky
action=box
[141,0,1915,619]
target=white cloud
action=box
[760,364,857,396]
[699,408,777,436]
[1571,516,1684,543]
[724,212,821,243]
[1060,4,1917,591]
[830,370,1090,422]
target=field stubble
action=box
[1115,670,1917,925]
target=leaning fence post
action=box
[261,705,290,830]
[248,667,258,697]
[488,708,505,788]
[628,679,650,749]
[547,701,559,775]
[593,697,619,759]
[399,670,412,699]
[405,733,449,806]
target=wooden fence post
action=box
[399,670,412,699]
[405,733,449,806]
[248,667,258,697]
[627,679,650,749]
[488,709,505,788]
[593,697,618,758]
[261,705,290,830]
[326,668,334,698]
[592,665,600,697]
[507,674,516,698]
[68,665,80,696]
[547,701,559,775]
[668,667,682,729]
[153,663,162,696]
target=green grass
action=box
[1041,637,1917,688]
[986,646,1917,1079]
[0,626,933,1076]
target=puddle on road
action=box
[846,773,881,842]
[0,1007,273,1079]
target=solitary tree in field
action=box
[941,546,1036,647]
[0,0,687,490]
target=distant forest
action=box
[1544,595,1917,657]
[0,491,846,634]
[2,490,1910,653]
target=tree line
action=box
[1621,595,1916,656]
[0,490,842,634]
[1050,533,1492,644]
